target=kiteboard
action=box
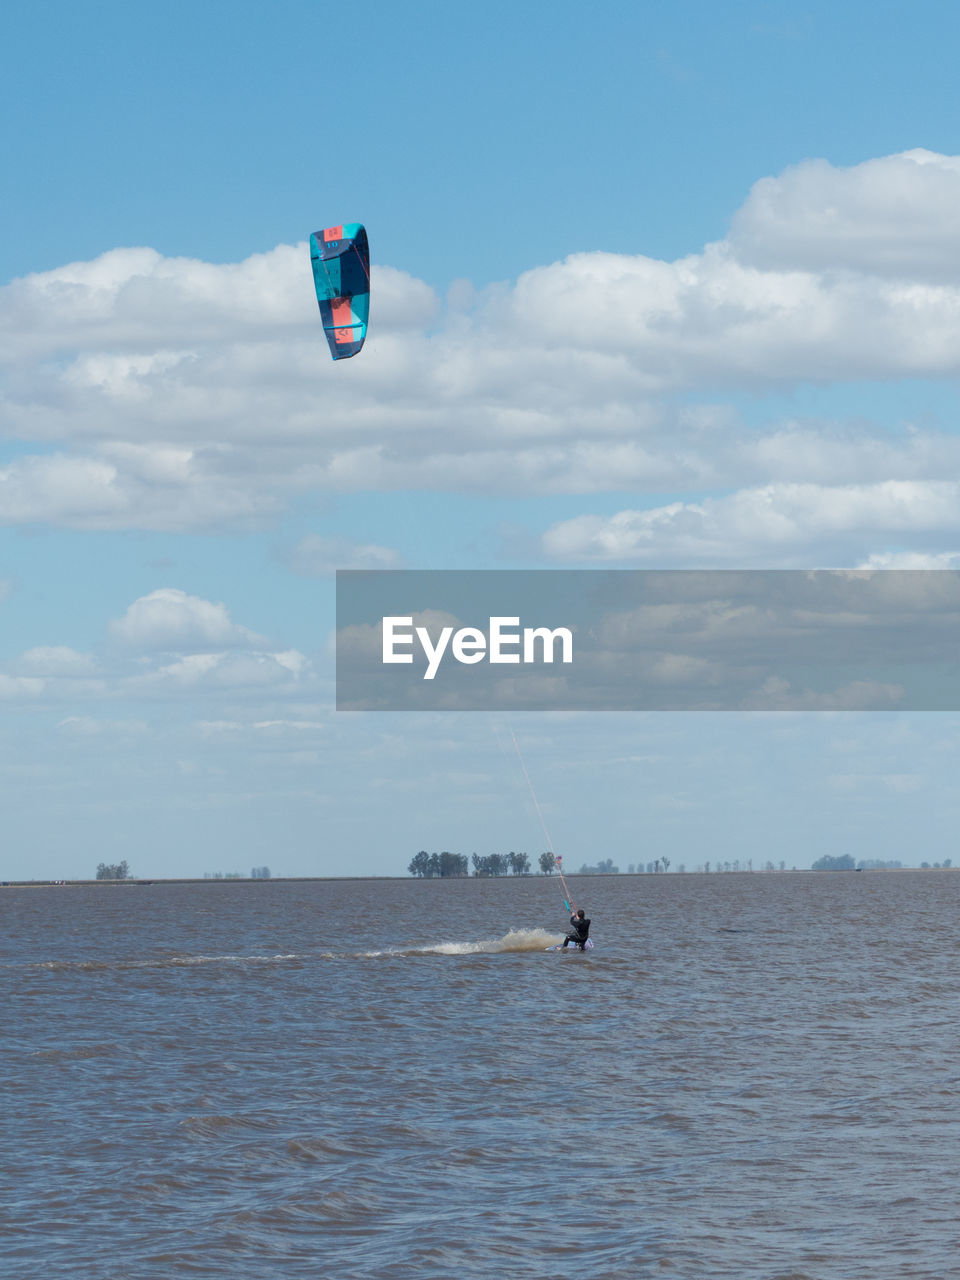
[546,938,594,952]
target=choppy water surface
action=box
[4,872,959,1279]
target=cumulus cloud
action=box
[542,481,960,566]
[108,588,265,651]
[4,151,960,543]
[728,149,960,279]
[0,589,312,706]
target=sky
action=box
[4,0,960,879]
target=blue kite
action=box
[309,223,370,360]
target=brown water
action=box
[4,872,959,1279]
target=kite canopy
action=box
[309,223,370,360]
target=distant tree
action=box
[408,851,431,877]
[945,859,953,869]
[539,851,555,875]
[704,861,711,874]
[578,858,618,874]
[251,866,271,879]
[409,850,469,878]
[508,851,530,875]
[96,861,129,881]
[811,854,856,871]
[438,851,468,878]
[661,856,670,873]
[472,854,508,876]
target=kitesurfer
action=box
[560,908,590,951]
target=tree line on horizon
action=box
[812,854,952,871]
[92,863,275,881]
[409,851,956,879]
[408,851,559,878]
[96,861,130,880]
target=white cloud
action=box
[728,150,960,278]
[17,646,96,675]
[4,152,960,536]
[0,590,313,707]
[109,588,265,651]
[542,480,960,566]
[144,650,304,689]
[284,534,403,576]
[0,674,45,698]
[1,245,436,362]
[0,451,278,531]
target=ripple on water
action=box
[6,873,960,1279]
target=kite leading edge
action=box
[309,223,370,360]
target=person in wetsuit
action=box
[560,908,590,950]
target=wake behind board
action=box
[546,938,594,952]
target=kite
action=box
[309,223,370,360]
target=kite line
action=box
[510,729,577,915]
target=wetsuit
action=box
[561,914,591,950]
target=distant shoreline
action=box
[2,866,955,888]
[0,876,408,888]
